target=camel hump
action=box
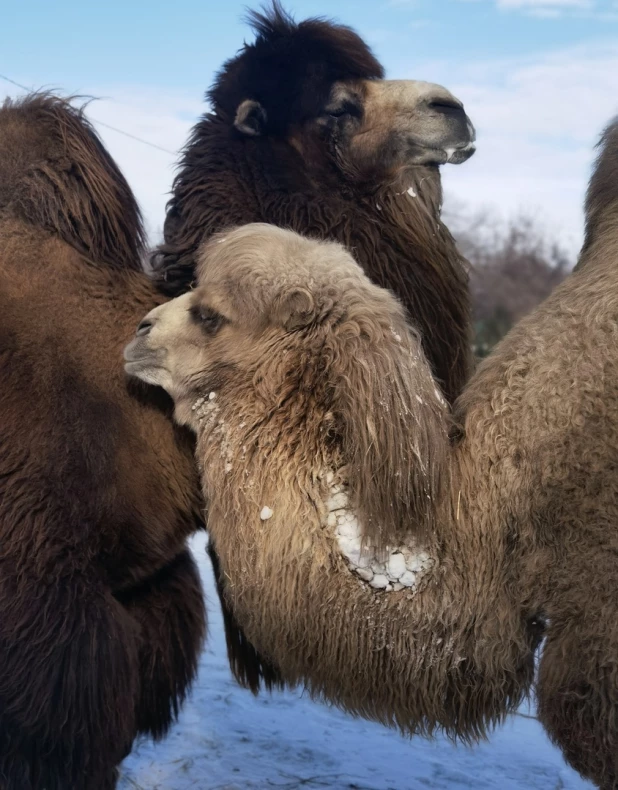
[0,92,145,269]
[581,116,618,259]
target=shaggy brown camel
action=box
[125,223,536,748]
[127,172,618,788]
[155,1,478,691]
[0,94,205,790]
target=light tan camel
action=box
[127,155,618,785]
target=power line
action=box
[0,73,28,92]
[0,72,176,155]
[82,118,176,155]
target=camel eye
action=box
[189,305,226,335]
[326,101,361,120]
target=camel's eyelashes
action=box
[189,305,226,334]
[326,101,361,120]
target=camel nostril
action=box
[428,98,464,114]
[136,319,153,337]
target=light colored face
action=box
[124,224,372,427]
[124,290,207,397]
[124,284,253,430]
[236,77,475,178]
[333,79,476,170]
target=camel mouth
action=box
[413,141,476,168]
[407,133,476,168]
[446,141,476,165]
[442,118,477,165]
[123,338,161,380]
[124,359,152,378]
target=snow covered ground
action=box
[119,533,593,790]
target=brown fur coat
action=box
[0,94,205,790]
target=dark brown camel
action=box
[154,2,477,691]
[0,94,205,790]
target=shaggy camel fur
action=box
[0,94,205,790]
[155,3,476,407]
[125,224,537,747]
[155,2,477,690]
[128,118,618,788]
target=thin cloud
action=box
[458,0,618,18]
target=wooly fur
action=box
[126,224,536,746]
[132,158,618,784]
[450,117,618,790]
[0,94,205,789]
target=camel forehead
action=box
[362,79,459,110]
[330,78,448,108]
[199,226,362,302]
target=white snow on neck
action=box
[192,391,235,472]
[326,473,434,592]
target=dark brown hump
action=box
[0,92,145,269]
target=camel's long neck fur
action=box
[191,375,535,739]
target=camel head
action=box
[210,4,475,185]
[125,223,449,549]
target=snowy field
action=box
[120,533,593,790]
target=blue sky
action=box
[3,0,618,252]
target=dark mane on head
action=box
[0,92,145,269]
[244,0,295,38]
[208,1,384,132]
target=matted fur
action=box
[449,120,618,786]
[154,5,475,687]
[126,224,536,743]
[131,170,618,784]
[0,93,145,268]
[0,94,205,789]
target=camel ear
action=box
[234,100,267,137]
[273,287,315,330]
[332,311,450,551]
